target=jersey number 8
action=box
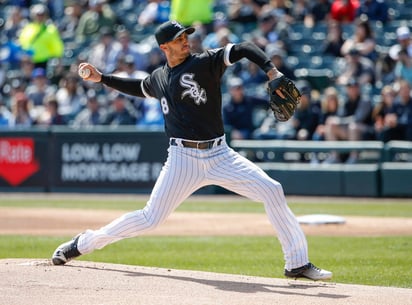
[160,97,169,114]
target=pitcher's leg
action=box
[78,208,159,254]
[261,183,308,270]
[77,147,203,254]
[208,148,308,270]
[232,178,308,270]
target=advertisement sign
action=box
[50,129,169,192]
[0,138,40,186]
[0,131,49,190]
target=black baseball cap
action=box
[155,20,195,45]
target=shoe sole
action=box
[285,274,332,281]
[51,257,66,265]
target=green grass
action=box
[1,235,411,288]
[1,196,412,288]
[1,196,412,217]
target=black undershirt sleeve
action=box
[229,41,275,73]
[100,74,145,98]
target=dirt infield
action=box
[1,259,411,305]
[1,206,412,237]
[1,193,411,237]
[1,194,411,304]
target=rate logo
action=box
[0,138,39,186]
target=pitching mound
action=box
[1,259,411,305]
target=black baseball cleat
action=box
[284,262,332,281]
[52,235,82,265]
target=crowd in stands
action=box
[0,0,412,164]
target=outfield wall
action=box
[0,127,411,197]
[0,127,168,194]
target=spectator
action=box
[202,16,240,50]
[55,72,87,122]
[145,48,166,74]
[312,86,340,141]
[375,52,397,87]
[9,92,34,128]
[112,54,148,116]
[87,27,121,74]
[112,29,149,72]
[239,62,268,88]
[389,26,412,61]
[268,47,295,80]
[17,55,35,89]
[228,0,262,30]
[251,9,290,52]
[336,47,375,86]
[372,85,398,142]
[266,0,294,24]
[214,27,239,48]
[394,48,412,85]
[113,55,149,80]
[18,4,64,69]
[291,80,321,141]
[383,80,412,141]
[356,0,389,24]
[310,86,341,164]
[72,90,107,127]
[322,21,345,58]
[36,94,66,126]
[2,5,27,41]
[290,0,310,23]
[223,77,267,140]
[138,0,170,26]
[26,68,56,112]
[0,6,28,56]
[1,76,26,108]
[323,79,373,164]
[341,18,377,61]
[306,0,331,26]
[1,29,31,70]
[47,0,65,20]
[75,0,118,44]
[0,94,13,128]
[330,0,360,23]
[58,1,85,41]
[103,91,137,126]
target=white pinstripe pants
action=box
[78,136,309,269]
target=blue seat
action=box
[290,22,313,37]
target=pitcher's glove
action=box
[267,76,301,122]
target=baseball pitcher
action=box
[52,20,332,281]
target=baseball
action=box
[79,67,91,79]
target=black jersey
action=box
[141,45,231,140]
[101,42,275,140]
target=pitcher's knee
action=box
[141,207,167,231]
[270,180,284,192]
[256,180,285,202]
[142,215,163,230]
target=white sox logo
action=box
[171,20,184,30]
[180,73,207,105]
